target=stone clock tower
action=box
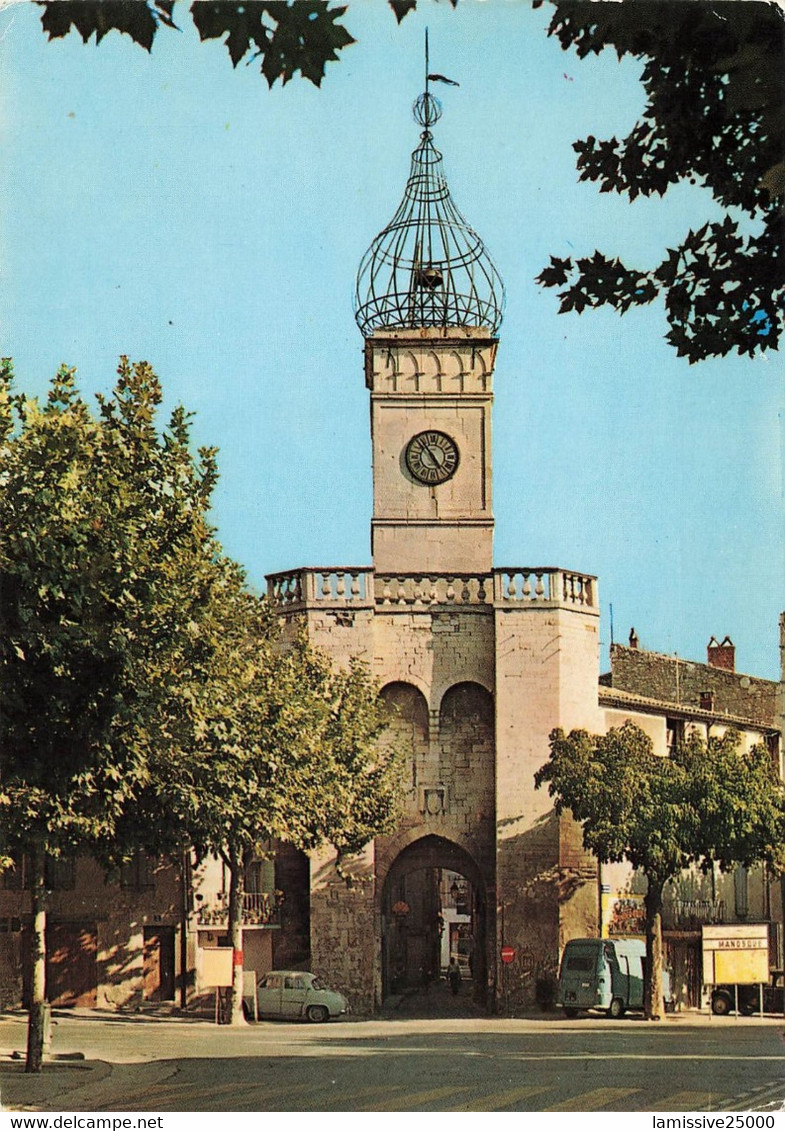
[268,81,602,1015]
[355,90,503,575]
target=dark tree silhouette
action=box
[34,0,455,86]
[536,0,785,363]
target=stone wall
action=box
[494,602,602,1006]
[308,843,377,1014]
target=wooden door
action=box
[46,923,98,1007]
[143,927,175,1001]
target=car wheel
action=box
[306,1004,330,1023]
[608,997,625,1019]
[711,992,732,1016]
[563,1007,579,1019]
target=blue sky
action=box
[1,0,782,679]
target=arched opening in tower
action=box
[381,835,488,1014]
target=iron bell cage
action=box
[354,92,505,338]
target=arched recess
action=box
[379,682,430,801]
[381,834,488,1007]
[438,682,495,828]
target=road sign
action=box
[500,945,515,965]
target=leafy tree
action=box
[34,1,368,86]
[535,722,785,1019]
[0,358,219,1070]
[536,0,785,363]
[33,0,455,84]
[135,571,403,1025]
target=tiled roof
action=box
[598,685,778,733]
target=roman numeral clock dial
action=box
[405,430,460,485]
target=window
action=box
[44,856,75,890]
[120,853,157,890]
[765,732,781,771]
[284,975,306,990]
[566,955,595,972]
[666,718,685,756]
[3,854,75,890]
[734,866,749,919]
[244,857,274,894]
[2,856,23,890]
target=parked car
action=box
[244,970,348,1022]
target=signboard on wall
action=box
[702,923,770,985]
[199,947,233,989]
[601,892,646,939]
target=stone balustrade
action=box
[494,569,597,610]
[375,574,491,606]
[267,568,373,611]
[267,566,598,613]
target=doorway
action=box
[143,926,176,1001]
[45,922,98,1008]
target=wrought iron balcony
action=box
[663,899,727,931]
[195,892,281,929]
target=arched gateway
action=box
[381,835,488,1006]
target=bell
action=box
[416,265,444,290]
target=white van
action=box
[557,937,645,1018]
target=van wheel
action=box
[563,1007,578,1018]
[608,997,625,1019]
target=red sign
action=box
[233,949,244,967]
[500,946,516,965]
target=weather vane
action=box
[416,28,459,133]
[425,27,459,93]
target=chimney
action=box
[628,627,639,649]
[707,635,735,672]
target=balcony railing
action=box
[663,899,727,930]
[267,567,598,613]
[196,892,280,928]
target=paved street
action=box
[0,1001,784,1113]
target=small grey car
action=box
[244,970,348,1022]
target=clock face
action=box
[405,430,460,485]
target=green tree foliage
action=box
[0,357,219,1069]
[0,355,404,1041]
[535,722,785,1019]
[536,0,785,363]
[135,572,402,1024]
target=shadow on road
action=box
[380,979,486,1021]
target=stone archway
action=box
[381,835,488,1009]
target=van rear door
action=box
[559,944,601,1009]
